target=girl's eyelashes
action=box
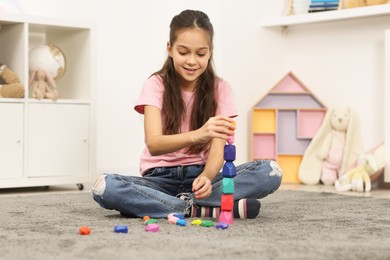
[178,52,206,57]
[176,47,208,57]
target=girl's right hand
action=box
[192,115,235,144]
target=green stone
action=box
[145,219,158,225]
[200,220,214,227]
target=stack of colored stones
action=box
[218,121,236,225]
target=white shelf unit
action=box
[260,4,390,27]
[0,13,95,189]
[260,5,390,182]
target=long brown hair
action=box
[153,10,217,154]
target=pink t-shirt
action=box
[134,75,237,175]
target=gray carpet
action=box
[1,190,390,260]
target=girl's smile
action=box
[184,67,198,75]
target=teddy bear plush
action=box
[366,0,390,5]
[0,64,25,98]
[345,0,367,8]
[344,0,390,8]
[29,69,59,101]
[299,107,363,185]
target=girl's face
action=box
[167,28,212,91]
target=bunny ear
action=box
[29,70,37,86]
[44,71,56,87]
[341,107,363,174]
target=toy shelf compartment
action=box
[257,93,325,109]
[0,20,26,91]
[252,133,276,160]
[0,13,94,103]
[28,24,92,101]
[297,109,326,139]
[277,154,303,183]
[252,109,276,133]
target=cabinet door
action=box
[27,104,90,177]
[0,103,24,179]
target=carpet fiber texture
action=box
[1,190,390,260]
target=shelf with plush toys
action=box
[260,0,390,28]
[0,13,95,189]
[28,24,92,102]
[0,12,94,103]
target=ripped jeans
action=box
[92,160,282,218]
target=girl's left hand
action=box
[192,175,212,199]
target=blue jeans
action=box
[92,160,282,218]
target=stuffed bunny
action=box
[336,143,384,192]
[335,154,377,192]
[299,107,363,185]
[317,108,350,185]
[29,69,59,101]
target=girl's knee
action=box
[268,160,282,191]
[92,174,117,210]
[253,160,282,192]
[92,174,107,197]
[251,160,282,178]
[269,161,282,178]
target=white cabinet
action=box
[0,103,24,179]
[27,104,90,178]
[260,5,390,182]
[0,13,95,189]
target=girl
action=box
[92,9,282,219]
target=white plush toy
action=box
[335,154,376,192]
[299,107,363,185]
[335,143,385,192]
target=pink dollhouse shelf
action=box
[251,71,327,183]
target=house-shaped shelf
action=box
[251,71,327,183]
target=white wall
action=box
[283,18,387,148]
[3,0,385,177]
